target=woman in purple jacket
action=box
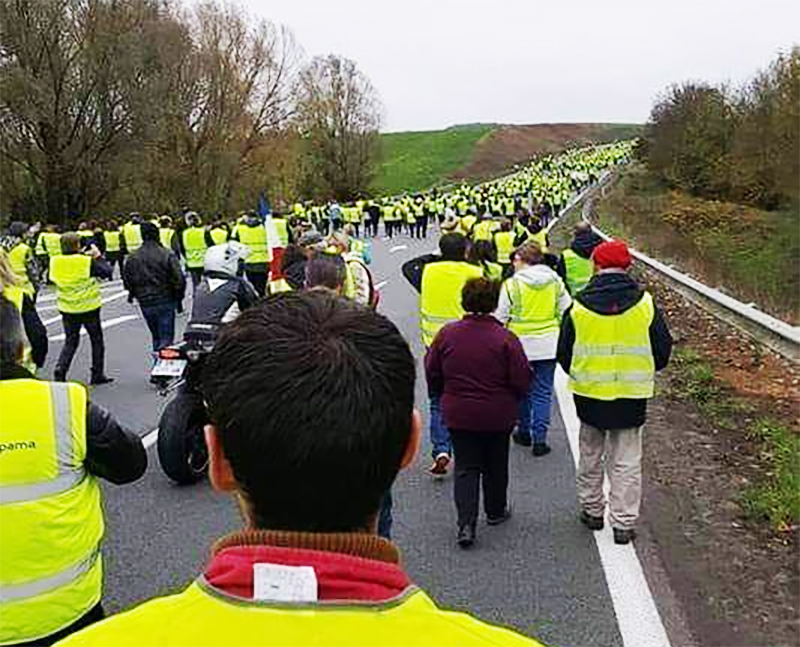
[425,277,531,548]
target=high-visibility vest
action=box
[34,234,46,256]
[51,581,538,647]
[268,278,292,295]
[209,228,228,246]
[2,285,35,373]
[237,224,269,264]
[562,249,594,295]
[0,380,104,645]
[49,255,101,314]
[102,231,119,253]
[272,219,289,247]
[181,227,208,269]
[8,243,34,296]
[505,197,515,215]
[42,232,62,257]
[459,215,476,236]
[159,228,174,250]
[494,232,515,264]
[420,261,483,347]
[568,292,655,401]
[472,220,496,242]
[483,261,503,282]
[529,229,548,253]
[122,223,142,252]
[503,276,561,338]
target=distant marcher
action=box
[1,221,38,297]
[102,221,124,279]
[495,241,571,457]
[49,234,114,385]
[232,213,270,297]
[178,212,209,291]
[468,239,503,282]
[556,221,603,295]
[557,240,672,544]
[426,278,530,548]
[122,223,186,375]
[0,249,47,373]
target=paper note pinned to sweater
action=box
[253,563,318,602]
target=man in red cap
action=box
[556,239,672,544]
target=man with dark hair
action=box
[401,233,483,476]
[58,292,539,646]
[50,233,114,384]
[0,295,146,646]
[556,221,603,295]
[122,222,186,376]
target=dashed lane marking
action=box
[554,367,671,647]
[389,245,407,253]
[375,280,389,290]
[48,314,139,342]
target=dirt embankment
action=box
[450,123,641,181]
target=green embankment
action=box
[374,125,495,196]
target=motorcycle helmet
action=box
[204,241,251,277]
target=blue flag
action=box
[257,192,271,217]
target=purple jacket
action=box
[425,314,530,433]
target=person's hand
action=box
[86,244,101,259]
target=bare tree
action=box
[294,54,382,201]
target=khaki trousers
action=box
[576,422,642,530]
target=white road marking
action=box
[48,314,139,341]
[375,280,388,290]
[389,245,407,253]
[37,279,124,303]
[554,367,671,647]
[40,292,130,324]
[143,427,159,449]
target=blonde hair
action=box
[0,250,19,292]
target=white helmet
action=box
[204,241,250,276]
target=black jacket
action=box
[401,254,441,293]
[21,293,47,368]
[556,271,673,429]
[122,241,186,308]
[555,230,603,282]
[0,363,147,483]
[189,272,258,328]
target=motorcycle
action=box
[151,323,217,485]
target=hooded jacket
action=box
[556,271,673,429]
[494,264,571,361]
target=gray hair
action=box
[0,296,24,366]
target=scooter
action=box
[151,324,216,485]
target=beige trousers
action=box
[576,422,643,530]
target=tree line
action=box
[641,47,799,211]
[0,0,383,223]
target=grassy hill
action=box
[373,122,642,195]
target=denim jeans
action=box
[141,302,176,353]
[377,490,393,540]
[517,359,557,444]
[429,389,451,458]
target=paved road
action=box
[37,232,624,647]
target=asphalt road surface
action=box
[37,232,638,647]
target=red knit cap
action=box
[591,239,632,269]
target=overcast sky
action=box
[238,0,799,132]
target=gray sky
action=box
[240,0,799,132]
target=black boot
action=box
[457,524,476,548]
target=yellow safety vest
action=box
[0,380,104,645]
[8,243,34,296]
[420,261,483,347]
[159,228,174,250]
[54,582,538,647]
[268,278,292,295]
[272,219,289,247]
[122,223,142,252]
[49,255,101,314]
[103,231,120,253]
[181,227,207,269]
[459,215,477,236]
[42,232,62,257]
[209,228,228,246]
[504,276,561,338]
[237,225,269,264]
[530,230,548,253]
[494,232,516,264]
[569,292,656,400]
[2,285,35,374]
[35,234,46,256]
[472,221,497,242]
[483,261,503,282]
[562,249,594,295]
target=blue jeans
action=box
[429,389,451,458]
[377,490,393,540]
[141,302,176,353]
[517,359,557,444]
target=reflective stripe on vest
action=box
[562,249,593,295]
[494,232,515,264]
[103,231,120,252]
[182,228,207,268]
[237,225,268,264]
[420,261,483,347]
[2,285,35,374]
[0,380,104,644]
[49,255,101,314]
[568,292,655,401]
[505,277,560,338]
[123,223,142,251]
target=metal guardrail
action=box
[554,174,800,364]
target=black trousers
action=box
[105,252,123,279]
[10,603,104,646]
[451,429,511,527]
[414,215,428,239]
[55,309,105,380]
[245,270,267,297]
